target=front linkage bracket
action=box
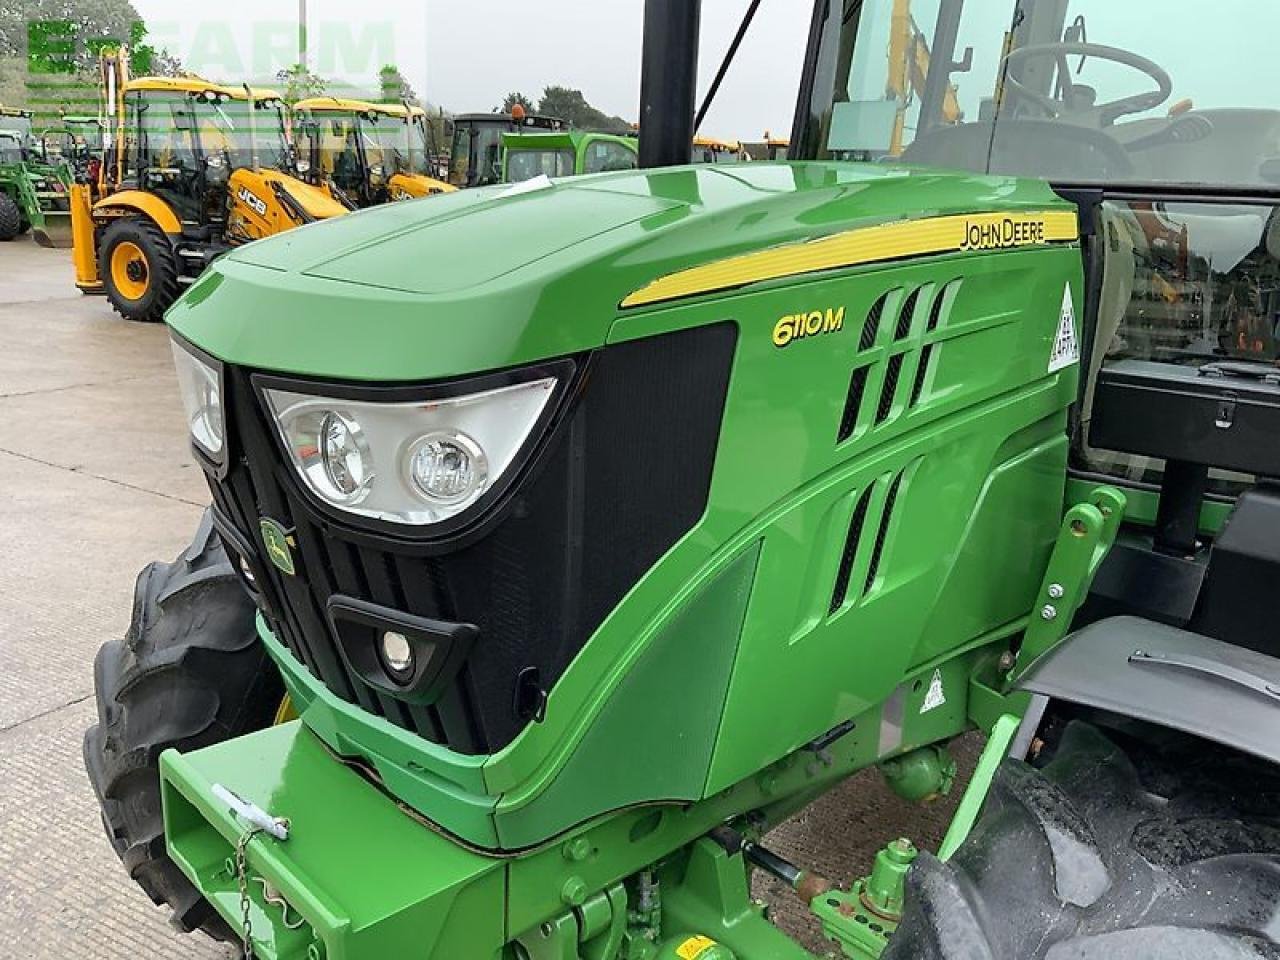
[1004,485,1126,689]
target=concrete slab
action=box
[0,699,232,958]
[0,448,204,730]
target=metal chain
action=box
[234,826,265,959]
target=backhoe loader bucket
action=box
[32,209,73,248]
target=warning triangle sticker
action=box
[921,669,946,713]
[1049,284,1080,373]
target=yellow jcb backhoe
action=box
[70,49,347,322]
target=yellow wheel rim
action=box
[110,240,149,301]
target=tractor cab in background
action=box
[69,53,346,323]
[293,98,454,207]
[0,107,35,151]
[51,115,106,183]
[500,129,638,183]
[448,108,566,187]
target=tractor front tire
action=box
[98,217,181,323]
[886,718,1280,959]
[83,509,283,941]
[0,192,20,241]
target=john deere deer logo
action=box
[259,518,296,576]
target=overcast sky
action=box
[130,1,811,140]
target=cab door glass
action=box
[1080,199,1280,494]
[584,141,637,174]
[135,94,200,221]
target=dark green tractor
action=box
[84,1,1280,958]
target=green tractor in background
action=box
[43,115,105,183]
[0,107,74,245]
[448,106,567,187]
[501,129,639,183]
[84,0,1280,958]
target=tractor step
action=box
[160,721,505,960]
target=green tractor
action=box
[84,1,1280,958]
[448,107,567,187]
[0,108,73,246]
[502,130,639,183]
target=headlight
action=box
[262,376,558,526]
[171,341,225,460]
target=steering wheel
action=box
[1003,43,1173,127]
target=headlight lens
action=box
[318,411,374,503]
[263,377,557,526]
[171,341,224,459]
[407,431,487,505]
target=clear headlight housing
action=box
[262,377,557,526]
[171,341,225,460]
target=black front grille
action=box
[208,323,737,754]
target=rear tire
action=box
[98,217,181,323]
[0,192,20,241]
[886,718,1280,959]
[83,509,283,941]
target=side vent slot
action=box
[837,366,870,443]
[860,293,889,350]
[908,344,935,408]
[829,486,873,614]
[864,471,904,596]
[926,279,959,332]
[895,288,920,340]
[875,354,903,425]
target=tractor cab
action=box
[500,129,638,183]
[293,98,454,207]
[0,107,35,149]
[797,0,1280,557]
[448,109,566,187]
[105,78,296,225]
[0,130,21,165]
[51,115,106,182]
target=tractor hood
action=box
[167,162,1071,381]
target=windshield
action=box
[193,96,291,171]
[800,0,1280,189]
[450,123,505,187]
[506,147,576,182]
[361,113,430,177]
[0,115,32,139]
[0,134,21,164]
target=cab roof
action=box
[295,97,425,119]
[125,76,283,100]
[500,130,636,151]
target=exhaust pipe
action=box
[637,0,702,169]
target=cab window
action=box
[583,140,637,174]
